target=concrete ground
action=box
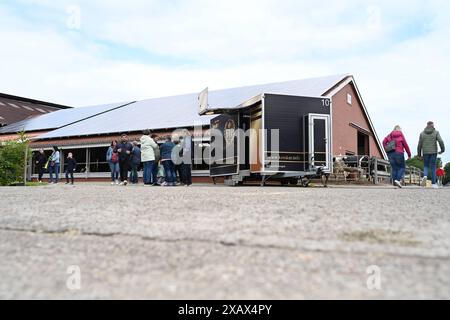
[0,183,449,300]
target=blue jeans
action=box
[162,160,176,184]
[423,154,437,184]
[143,161,154,185]
[388,152,405,183]
[152,162,159,184]
[49,163,60,183]
[108,162,119,182]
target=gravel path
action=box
[0,184,449,299]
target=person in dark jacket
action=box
[65,153,77,185]
[130,141,141,184]
[160,136,176,186]
[181,129,193,186]
[35,149,46,183]
[173,139,184,184]
[114,134,133,185]
[418,121,445,188]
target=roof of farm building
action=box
[0,101,133,134]
[0,93,70,128]
[34,74,350,140]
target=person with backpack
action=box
[140,130,158,186]
[383,125,411,188]
[48,146,61,184]
[418,121,445,188]
[130,141,141,185]
[114,134,134,186]
[35,149,46,183]
[106,140,120,185]
[160,136,176,187]
[65,152,77,185]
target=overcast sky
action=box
[0,0,449,163]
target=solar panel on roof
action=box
[35,74,349,140]
[0,101,133,134]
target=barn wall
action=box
[331,83,383,158]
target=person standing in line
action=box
[48,146,61,184]
[151,134,161,186]
[65,152,77,185]
[173,139,184,185]
[35,149,46,183]
[114,134,133,186]
[130,141,141,185]
[418,121,445,189]
[160,136,176,187]
[181,129,193,186]
[140,130,158,186]
[383,125,411,188]
[106,140,120,185]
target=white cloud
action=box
[0,0,449,162]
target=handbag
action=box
[384,134,397,153]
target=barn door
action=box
[308,114,331,172]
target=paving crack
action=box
[0,225,449,262]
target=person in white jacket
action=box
[140,129,158,185]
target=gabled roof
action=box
[0,93,71,127]
[35,74,350,140]
[0,101,133,134]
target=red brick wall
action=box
[331,83,383,158]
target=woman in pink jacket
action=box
[383,125,412,188]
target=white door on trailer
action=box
[308,114,331,172]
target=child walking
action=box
[65,153,77,185]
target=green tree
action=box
[406,156,442,171]
[444,163,450,186]
[0,131,31,186]
[406,156,424,170]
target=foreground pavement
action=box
[0,184,449,299]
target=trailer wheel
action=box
[300,178,310,188]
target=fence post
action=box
[373,157,378,185]
[23,145,29,186]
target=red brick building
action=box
[0,74,386,181]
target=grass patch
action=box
[342,230,420,247]
[26,182,49,187]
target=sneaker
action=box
[432,184,439,189]
[394,180,403,188]
[115,180,119,185]
[111,182,115,185]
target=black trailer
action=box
[200,92,333,186]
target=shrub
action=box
[0,132,31,186]
[444,163,450,186]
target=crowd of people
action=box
[33,122,446,188]
[106,130,193,187]
[383,121,446,189]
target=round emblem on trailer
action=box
[224,119,236,146]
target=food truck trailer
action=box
[199,90,333,186]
